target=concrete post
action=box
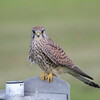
[0,76,70,100]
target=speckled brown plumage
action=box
[28,26,100,88]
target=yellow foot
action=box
[46,73,53,82]
[40,72,47,80]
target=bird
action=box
[28,26,100,88]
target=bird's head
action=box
[32,26,47,40]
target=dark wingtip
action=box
[87,76,94,80]
[72,66,94,80]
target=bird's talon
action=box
[40,72,47,80]
[46,73,53,82]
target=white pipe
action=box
[6,81,24,96]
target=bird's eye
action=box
[41,29,45,34]
[32,30,35,34]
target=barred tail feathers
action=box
[71,74,100,88]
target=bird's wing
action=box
[42,39,74,67]
[28,40,35,63]
[42,38,93,80]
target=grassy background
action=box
[0,0,100,99]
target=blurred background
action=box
[0,0,100,99]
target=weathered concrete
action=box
[0,76,70,100]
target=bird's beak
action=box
[36,32,41,37]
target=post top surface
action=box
[24,76,70,95]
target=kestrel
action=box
[28,26,100,88]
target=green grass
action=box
[0,0,100,100]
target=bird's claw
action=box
[46,73,53,82]
[40,72,47,80]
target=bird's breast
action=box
[30,39,61,74]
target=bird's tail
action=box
[71,74,100,88]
